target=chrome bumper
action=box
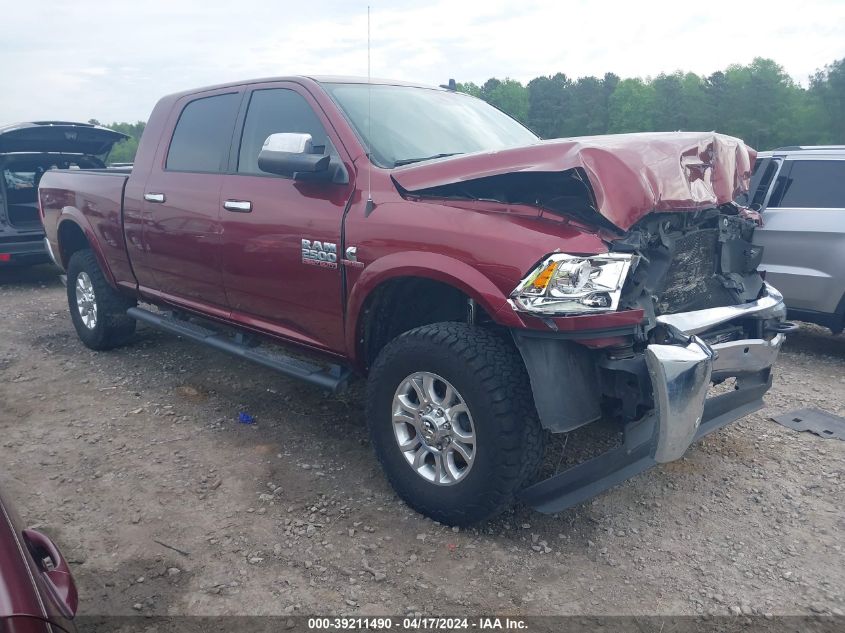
[646,283,786,463]
[519,283,789,514]
[43,237,59,266]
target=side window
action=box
[237,88,334,175]
[770,160,845,209]
[166,93,240,172]
[748,158,778,207]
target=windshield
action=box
[324,83,539,168]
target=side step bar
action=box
[127,307,352,393]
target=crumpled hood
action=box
[391,132,756,231]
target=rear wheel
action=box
[366,322,544,525]
[67,249,136,350]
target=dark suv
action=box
[0,121,126,266]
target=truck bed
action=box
[39,168,133,281]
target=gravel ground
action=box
[1,264,843,618]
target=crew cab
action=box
[39,77,790,525]
[0,122,126,266]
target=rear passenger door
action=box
[755,158,845,316]
[218,82,355,353]
[139,89,241,312]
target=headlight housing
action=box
[510,253,635,315]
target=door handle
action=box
[223,200,252,213]
[22,529,79,618]
[144,192,166,203]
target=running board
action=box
[127,307,351,393]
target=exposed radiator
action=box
[655,229,737,315]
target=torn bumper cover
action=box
[517,284,788,514]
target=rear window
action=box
[770,160,845,209]
[166,93,240,172]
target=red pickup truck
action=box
[39,76,791,525]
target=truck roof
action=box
[309,75,446,88]
[158,76,452,103]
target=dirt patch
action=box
[0,264,843,617]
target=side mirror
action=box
[258,133,329,177]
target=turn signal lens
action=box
[531,261,558,291]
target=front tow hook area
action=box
[764,321,799,335]
[645,336,714,463]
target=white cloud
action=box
[0,0,842,122]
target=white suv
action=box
[745,146,845,334]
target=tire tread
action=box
[366,322,544,525]
[67,249,136,350]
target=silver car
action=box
[746,146,845,334]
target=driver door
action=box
[219,82,355,353]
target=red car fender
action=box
[345,250,524,364]
[20,530,78,620]
[56,211,118,287]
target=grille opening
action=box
[654,228,737,315]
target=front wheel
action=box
[67,249,136,350]
[366,323,544,525]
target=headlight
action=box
[510,253,634,315]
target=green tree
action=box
[811,58,845,143]
[678,72,710,131]
[651,73,686,131]
[456,81,482,98]
[480,78,529,124]
[718,58,800,148]
[608,78,655,132]
[102,121,146,164]
[562,74,617,137]
[526,73,571,138]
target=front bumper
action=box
[519,283,789,513]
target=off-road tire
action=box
[67,249,136,350]
[366,322,545,525]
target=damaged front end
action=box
[392,132,788,512]
[510,207,791,513]
[613,207,766,321]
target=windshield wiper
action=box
[393,153,464,167]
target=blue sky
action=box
[1,0,843,123]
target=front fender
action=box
[345,250,524,361]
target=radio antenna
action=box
[364,5,375,215]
